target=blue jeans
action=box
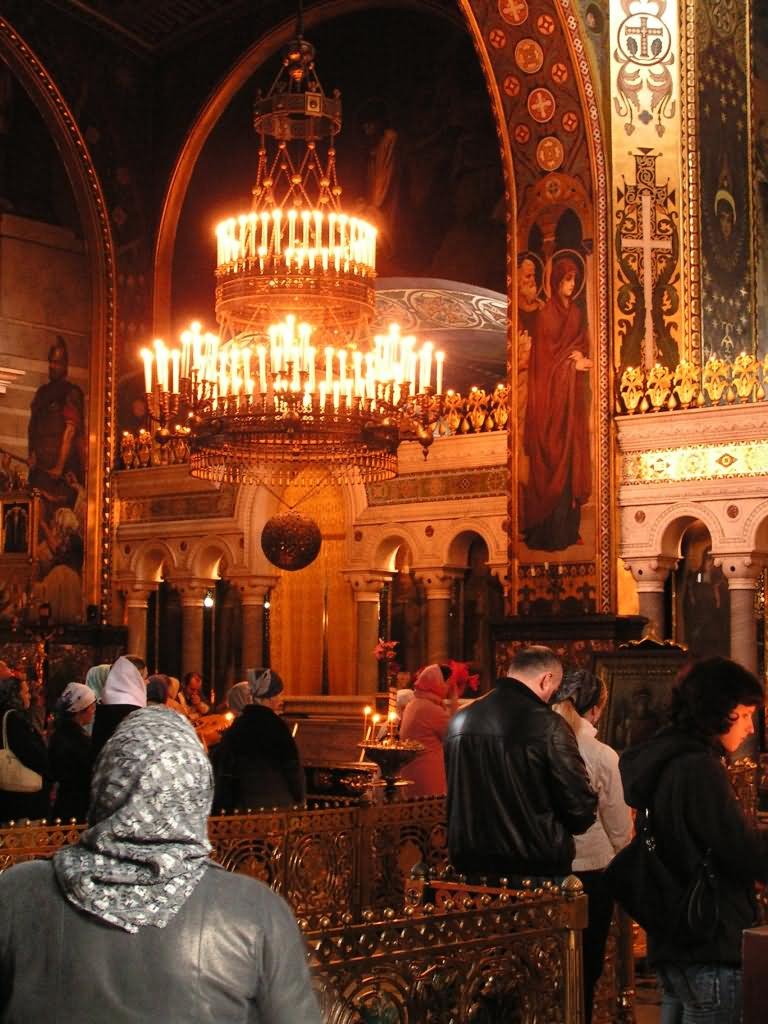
[657,963,742,1024]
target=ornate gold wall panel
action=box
[610,0,686,372]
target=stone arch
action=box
[651,505,725,559]
[444,521,503,567]
[0,17,116,616]
[742,500,768,553]
[372,527,424,572]
[187,536,240,580]
[129,539,178,583]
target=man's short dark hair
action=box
[124,655,146,674]
[183,671,200,687]
[669,657,763,739]
[507,645,561,678]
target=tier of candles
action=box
[140,318,445,413]
[215,209,377,276]
[361,705,399,744]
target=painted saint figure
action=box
[28,337,85,511]
[522,253,592,552]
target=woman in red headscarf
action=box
[522,253,592,552]
[399,664,459,796]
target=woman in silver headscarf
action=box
[0,706,322,1023]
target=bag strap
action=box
[1,710,9,750]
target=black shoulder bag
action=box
[603,807,719,940]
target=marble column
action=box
[345,572,392,694]
[721,557,764,675]
[174,578,210,683]
[233,575,279,671]
[418,569,463,665]
[123,582,157,663]
[623,556,678,639]
[721,555,765,760]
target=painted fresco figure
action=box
[522,252,592,552]
[358,99,402,271]
[28,337,85,517]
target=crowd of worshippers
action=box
[1,647,767,1023]
[0,656,303,828]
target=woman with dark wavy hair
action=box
[0,675,48,825]
[620,657,768,1024]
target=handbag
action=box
[604,807,719,940]
[0,711,44,794]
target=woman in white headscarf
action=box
[49,682,96,823]
[0,707,322,1022]
[91,655,147,760]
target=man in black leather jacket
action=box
[445,645,597,881]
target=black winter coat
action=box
[91,704,139,762]
[49,718,93,824]
[620,726,768,966]
[212,706,305,812]
[445,678,597,878]
[0,709,48,825]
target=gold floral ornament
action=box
[619,366,645,414]
[703,356,730,404]
[673,359,699,409]
[465,388,489,433]
[646,363,673,412]
[490,384,510,429]
[732,352,759,403]
[437,391,463,435]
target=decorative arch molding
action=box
[460,0,611,612]
[0,17,116,620]
[650,504,726,558]
[128,539,179,583]
[443,520,506,566]
[368,526,425,572]
[739,500,768,554]
[186,535,241,581]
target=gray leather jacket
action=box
[0,861,322,1023]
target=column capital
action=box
[487,561,510,586]
[716,552,768,589]
[413,565,464,599]
[115,577,158,607]
[172,576,214,606]
[229,573,279,606]
[344,570,392,601]
[621,555,678,591]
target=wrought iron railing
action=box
[617,354,768,415]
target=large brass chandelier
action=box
[139,20,445,487]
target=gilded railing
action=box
[308,880,587,1024]
[617,354,768,414]
[118,385,510,469]
[0,798,447,923]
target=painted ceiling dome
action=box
[374,278,507,396]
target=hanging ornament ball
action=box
[261,511,322,571]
